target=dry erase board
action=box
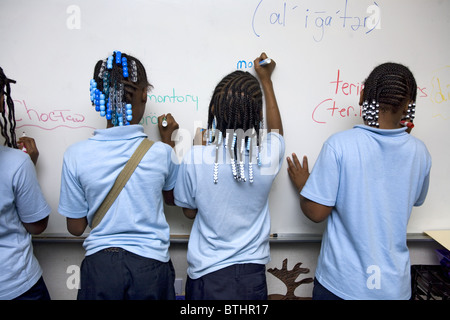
[1,0,449,237]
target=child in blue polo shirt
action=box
[287,62,432,300]
[0,67,51,300]
[174,52,284,300]
[58,51,179,300]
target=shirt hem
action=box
[0,268,42,300]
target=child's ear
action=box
[141,87,147,103]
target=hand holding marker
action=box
[17,131,39,165]
[259,58,272,66]
[20,132,27,153]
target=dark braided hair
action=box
[93,52,150,91]
[362,62,417,113]
[207,70,263,141]
[208,71,264,183]
[0,67,18,148]
[91,52,151,126]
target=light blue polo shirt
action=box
[58,125,178,262]
[0,146,51,299]
[174,132,285,279]
[301,125,431,300]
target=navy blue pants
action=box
[77,248,175,300]
[312,278,343,300]
[186,263,267,300]
[13,276,51,300]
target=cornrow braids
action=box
[90,51,151,126]
[0,67,18,148]
[208,71,262,134]
[207,71,263,184]
[362,63,417,126]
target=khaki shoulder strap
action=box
[91,139,154,229]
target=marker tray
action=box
[411,265,450,300]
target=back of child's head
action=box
[0,67,18,148]
[207,70,263,134]
[207,71,264,184]
[90,51,151,126]
[361,63,417,127]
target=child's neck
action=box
[376,109,404,129]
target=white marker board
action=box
[0,0,449,237]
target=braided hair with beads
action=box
[0,67,18,148]
[90,51,151,126]
[207,70,263,184]
[361,62,417,127]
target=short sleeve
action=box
[163,146,180,191]
[58,151,89,218]
[414,168,431,207]
[174,148,198,209]
[13,157,51,223]
[300,142,340,207]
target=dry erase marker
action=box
[162,116,168,127]
[400,120,414,129]
[21,132,28,153]
[259,58,271,66]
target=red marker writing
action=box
[400,121,414,129]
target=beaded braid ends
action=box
[0,67,18,148]
[89,51,147,126]
[361,62,417,128]
[362,100,380,127]
[207,71,263,184]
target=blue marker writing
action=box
[259,58,272,66]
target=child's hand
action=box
[254,52,276,82]
[158,113,179,147]
[17,136,39,165]
[287,153,309,193]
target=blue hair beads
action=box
[91,50,135,126]
[115,51,121,64]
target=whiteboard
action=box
[0,0,449,237]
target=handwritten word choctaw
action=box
[14,99,94,130]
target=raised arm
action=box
[254,52,283,136]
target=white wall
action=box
[32,240,444,300]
